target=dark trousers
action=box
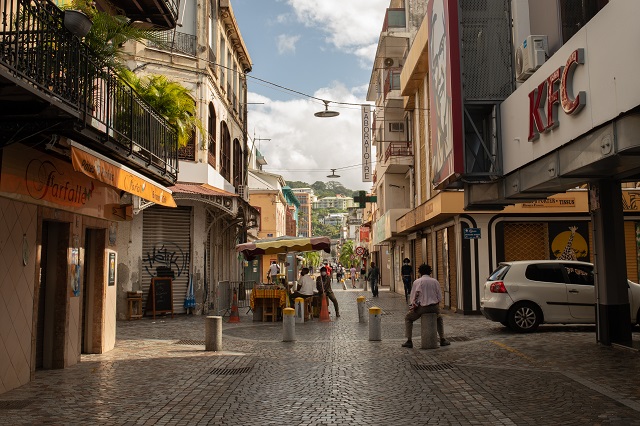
[323,291,339,316]
[405,304,445,341]
[371,280,379,296]
[402,276,412,302]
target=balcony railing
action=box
[384,68,402,100]
[385,142,413,162]
[0,0,178,181]
[148,31,197,56]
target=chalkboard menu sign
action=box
[146,277,174,319]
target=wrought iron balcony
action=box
[147,31,197,56]
[109,0,178,29]
[385,141,413,162]
[0,0,178,184]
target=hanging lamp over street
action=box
[315,100,339,118]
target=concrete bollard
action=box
[283,307,296,342]
[421,313,438,349]
[294,297,305,324]
[357,296,367,323]
[369,307,382,341]
[205,316,222,351]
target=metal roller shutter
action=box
[504,222,547,261]
[142,206,192,315]
[625,221,638,283]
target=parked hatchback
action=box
[481,260,640,332]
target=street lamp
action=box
[315,100,339,118]
[327,169,340,178]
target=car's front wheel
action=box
[508,302,541,333]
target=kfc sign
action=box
[528,48,586,141]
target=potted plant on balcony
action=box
[63,0,98,38]
[119,70,205,148]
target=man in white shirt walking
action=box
[267,261,280,284]
[402,264,450,348]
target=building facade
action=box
[114,0,259,318]
[0,0,180,394]
[370,0,640,346]
[291,188,314,237]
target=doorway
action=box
[36,221,69,370]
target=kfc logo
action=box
[528,48,586,142]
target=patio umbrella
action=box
[236,236,331,260]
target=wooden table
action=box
[250,287,288,322]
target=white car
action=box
[480,260,640,332]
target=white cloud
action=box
[247,84,375,191]
[276,34,301,54]
[286,0,389,63]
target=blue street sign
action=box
[463,228,481,239]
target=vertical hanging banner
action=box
[361,105,372,182]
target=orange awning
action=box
[70,142,177,208]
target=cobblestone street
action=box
[2,285,640,425]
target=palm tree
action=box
[301,251,321,270]
[84,12,166,72]
[339,240,355,267]
[120,70,204,147]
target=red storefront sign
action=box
[528,48,586,142]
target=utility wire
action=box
[209,58,429,112]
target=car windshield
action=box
[488,264,510,281]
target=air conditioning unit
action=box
[389,122,404,132]
[515,35,549,82]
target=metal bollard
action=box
[357,296,367,323]
[283,307,296,342]
[421,313,438,349]
[295,297,305,323]
[205,316,222,351]
[369,307,382,341]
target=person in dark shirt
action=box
[316,266,339,317]
[401,258,413,303]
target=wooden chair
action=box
[262,288,278,322]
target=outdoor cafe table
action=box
[250,286,288,321]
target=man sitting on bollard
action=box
[289,267,315,307]
[402,264,450,348]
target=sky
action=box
[230,0,390,191]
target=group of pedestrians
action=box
[291,258,449,348]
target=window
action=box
[525,264,565,284]
[220,36,226,87]
[488,264,510,281]
[232,138,242,188]
[564,264,594,286]
[220,122,231,182]
[389,122,404,132]
[208,103,216,168]
[560,0,609,43]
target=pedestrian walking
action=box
[350,266,357,288]
[402,264,450,348]
[367,262,380,297]
[267,261,280,284]
[401,258,413,303]
[316,266,339,317]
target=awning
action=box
[70,142,177,208]
[236,236,331,261]
[169,182,238,197]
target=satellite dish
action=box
[327,169,340,178]
[384,57,394,67]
